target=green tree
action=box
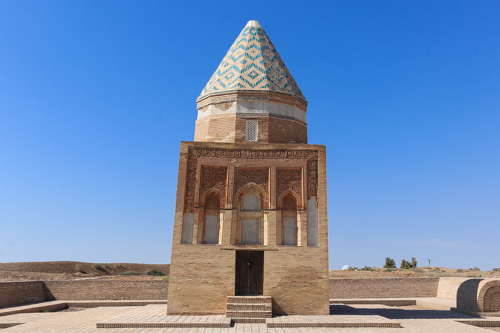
[411,257,417,268]
[383,257,396,268]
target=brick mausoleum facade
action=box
[167,21,329,317]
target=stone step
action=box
[230,317,266,324]
[226,303,269,311]
[226,310,271,318]
[226,296,272,304]
[226,296,272,324]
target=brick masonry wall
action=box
[194,115,307,144]
[195,115,236,142]
[43,280,168,301]
[267,117,307,144]
[456,278,500,312]
[168,142,329,315]
[436,277,469,300]
[329,278,439,299]
[0,281,45,308]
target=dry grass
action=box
[329,267,500,279]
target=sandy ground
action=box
[0,261,170,282]
[329,266,500,279]
[1,261,500,282]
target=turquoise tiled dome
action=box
[197,21,306,103]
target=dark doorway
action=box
[235,251,264,295]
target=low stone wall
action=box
[43,280,168,301]
[330,278,439,299]
[456,278,500,313]
[436,277,469,300]
[2,277,471,307]
[0,282,45,308]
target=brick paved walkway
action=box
[0,303,499,332]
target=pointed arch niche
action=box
[235,187,265,245]
[201,192,221,244]
[281,193,298,245]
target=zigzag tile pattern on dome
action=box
[197,23,306,103]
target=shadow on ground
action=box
[359,307,475,320]
[330,305,380,316]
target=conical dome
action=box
[195,21,308,144]
[197,21,307,104]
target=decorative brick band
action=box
[235,112,295,122]
[197,91,308,112]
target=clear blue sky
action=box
[1,1,499,270]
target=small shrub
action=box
[359,266,375,271]
[162,276,169,281]
[456,269,464,273]
[93,263,102,270]
[384,268,396,272]
[492,268,500,272]
[383,257,396,269]
[114,263,124,269]
[411,257,417,268]
[75,263,84,273]
[147,269,165,276]
[469,267,480,271]
[401,257,417,269]
[120,270,140,276]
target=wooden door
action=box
[235,251,263,295]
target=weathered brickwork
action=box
[170,20,328,317]
[169,142,329,315]
[43,280,168,301]
[436,277,469,300]
[195,114,307,144]
[329,278,439,299]
[0,282,45,308]
[267,117,307,144]
[456,278,500,313]
[194,114,237,143]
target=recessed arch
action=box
[277,189,302,210]
[202,192,220,245]
[235,183,268,211]
[235,185,265,245]
[200,188,225,209]
[478,280,500,312]
[281,193,298,246]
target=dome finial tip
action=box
[246,20,261,28]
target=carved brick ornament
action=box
[205,192,221,210]
[200,166,227,207]
[235,168,269,195]
[184,147,318,213]
[283,194,297,211]
[277,168,302,201]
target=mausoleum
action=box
[167,20,329,319]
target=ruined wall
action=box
[436,277,469,300]
[0,282,45,308]
[330,278,439,299]
[43,280,168,301]
[456,279,500,313]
